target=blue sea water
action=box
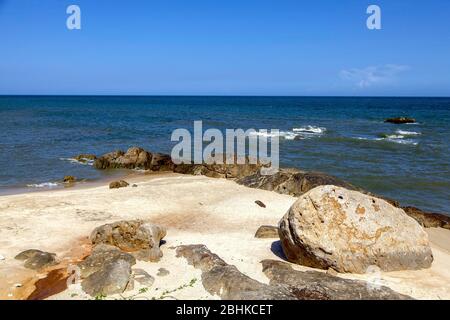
[0,96,449,214]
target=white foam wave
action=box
[396,130,421,136]
[27,182,59,188]
[60,157,94,166]
[250,126,326,141]
[356,136,418,146]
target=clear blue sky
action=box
[1,0,449,96]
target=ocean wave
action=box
[396,130,421,136]
[60,157,94,166]
[27,182,59,188]
[250,126,326,140]
[357,136,418,146]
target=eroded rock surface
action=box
[176,244,296,300]
[90,220,166,262]
[262,260,412,300]
[255,226,279,239]
[279,185,433,273]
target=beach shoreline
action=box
[1,172,449,300]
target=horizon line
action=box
[1,94,450,98]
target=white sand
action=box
[0,173,449,300]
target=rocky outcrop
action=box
[385,117,416,124]
[93,147,174,171]
[176,244,296,300]
[402,206,450,230]
[237,168,358,197]
[90,220,167,262]
[15,249,57,270]
[176,244,411,300]
[261,260,412,300]
[279,185,433,273]
[109,180,129,189]
[254,226,279,239]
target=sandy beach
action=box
[0,172,449,300]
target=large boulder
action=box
[90,220,167,262]
[279,185,433,273]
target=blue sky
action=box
[0,0,449,96]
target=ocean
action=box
[0,96,449,214]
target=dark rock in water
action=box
[78,244,136,278]
[90,220,166,261]
[255,200,266,208]
[63,176,76,183]
[74,154,97,162]
[133,268,155,287]
[15,249,57,270]
[261,260,412,300]
[385,117,416,124]
[94,147,151,170]
[255,226,279,239]
[109,180,129,189]
[157,267,170,277]
[237,168,358,197]
[176,244,296,300]
[402,206,450,229]
[81,258,133,296]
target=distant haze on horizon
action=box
[1,0,449,96]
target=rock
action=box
[133,269,155,287]
[15,249,57,270]
[279,185,433,273]
[90,220,166,261]
[254,226,279,239]
[78,244,136,278]
[74,154,97,163]
[176,244,296,300]
[132,184,138,188]
[237,168,359,197]
[326,268,338,276]
[402,206,450,230]
[157,268,170,277]
[63,176,76,183]
[109,180,129,189]
[255,200,266,208]
[81,258,133,296]
[149,153,174,171]
[261,260,412,300]
[94,147,152,170]
[385,117,416,124]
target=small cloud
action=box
[340,64,409,88]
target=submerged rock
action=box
[385,117,416,124]
[261,260,412,300]
[74,154,97,162]
[15,249,57,270]
[254,225,279,239]
[109,180,129,189]
[279,185,433,273]
[90,220,166,262]
[63,176,76,183]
